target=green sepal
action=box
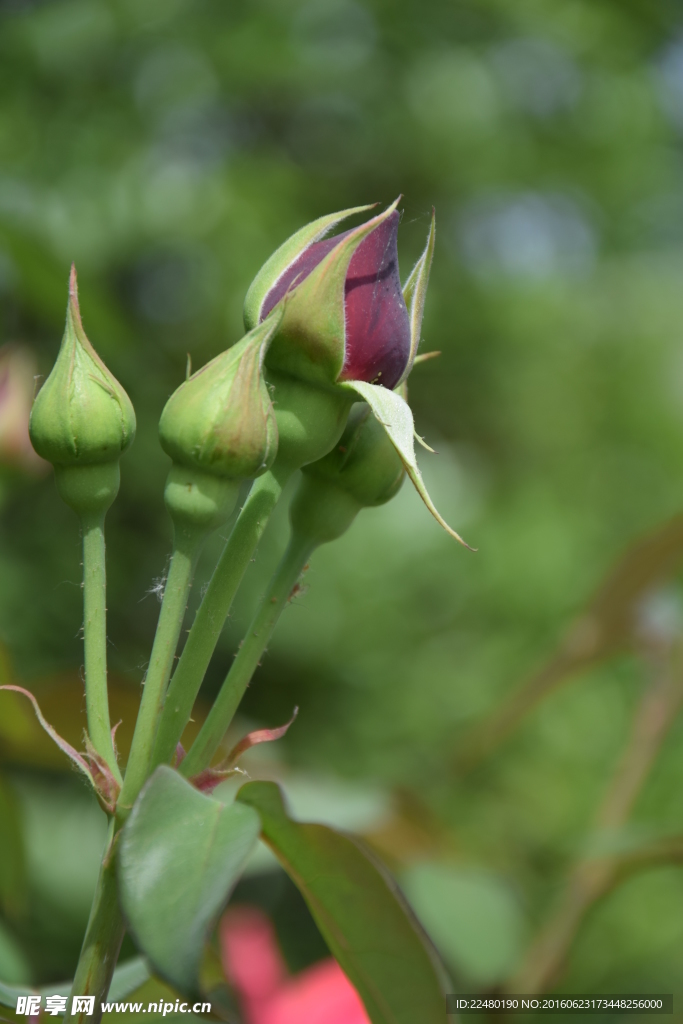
[159,311,281,481]
[342,380,474,548]
[243,203,377,331]
[264,199,401,389]
[29,266,135,467]
[398,209,436,386]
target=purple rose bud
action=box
[244,201,411,391]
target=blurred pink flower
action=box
[220,906,370,1024]
[0,344,48,474]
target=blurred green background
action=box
[4,0,683,1007]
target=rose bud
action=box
[158,311,281,535]
[244,199,410,391]
[246,206,469,546]
[29,265,135,517]
[290,400,404,547]
[0,344,48,476]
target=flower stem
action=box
[81,512,121,784]
[151,465,291,769]
[67,821,124,1024]
[117,531,205,816]
[179,528,315,779]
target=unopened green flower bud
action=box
[289,402,404,546]
[265,368,352,474]
[29,266,135,470]
[304,402,404,506]
[29,267,135,518]
[159,315,279,483]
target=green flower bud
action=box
[29,266,135,469]
[265,368,352,474]
[289,402,404,546]
[159,314,279,482]
[304,402,404,506]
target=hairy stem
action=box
[118,532,204,816]
[180,529,314,779]
[152,467,291,769]
[81,512,121,784]
[67,821,124,1024]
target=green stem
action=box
[81,512,121,784]
[67,821,124,1024]
[179,529,315,779]
[118,531,204,815]
[152,466,291,769]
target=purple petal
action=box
[340,210,410,389]
[260,210,410,389]
[260,229,353,320]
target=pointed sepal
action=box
[0,685,121,812]
[188,709,299,794]
[342,381,474,549]
[244,204,377,331]
[398,210,436,386]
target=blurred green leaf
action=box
[458,513,683,768]
[107,958,152,1002]
[402,863,525,984]
[118,766,260,995]
[237,780,446,1024]
[0,975,28,1010]
[0,956,149,1010]
[0,920,30,987]
[12,775,108,932]
[0,776,25,922]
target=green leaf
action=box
[0,976,29,1009]
[107,958,152,1002]
[118,767,260,995]
[0,920,30,986]
[236,780,446,1024]
[343,380,473,549]
[402,863,525,984]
